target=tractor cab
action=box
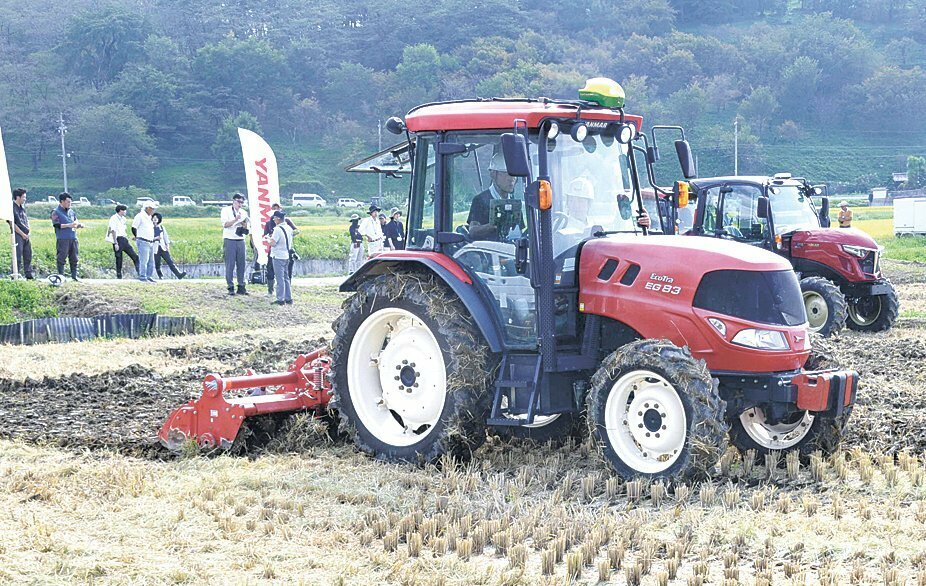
[685,174,831,250]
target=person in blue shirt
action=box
[51,192,83,280]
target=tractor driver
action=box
[466,152,523,241]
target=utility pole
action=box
[733,116,739,177]
[377,119,382,203]
[57,112,68,193]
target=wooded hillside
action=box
[1,0,924,199]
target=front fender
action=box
[340,251,505,352]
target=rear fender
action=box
[341,252,505,352]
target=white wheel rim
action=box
[603,370,687,474]
[347,307,446,447]
[848,296,881,326]
[803,291,829,332]
[739,407,814,450]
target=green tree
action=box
[906,156,926,189]
[737,87,779,135]
[70,104,157,188]
[779,56,821,121]
[59,7,150,89]
[211,112,262,171]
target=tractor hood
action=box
[789,227,879,249]
[581,234,794,275]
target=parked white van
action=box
[292,193,326,207]
[172,195,196,206]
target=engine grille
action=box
[859,249,880,275]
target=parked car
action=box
[336,197,365,208]
[96,198,123,207]
[136,197,158,207]
[46,196,58,205]
[292,193,326,207]
[172,195,196,206]
[71,197,92,207]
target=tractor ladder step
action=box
[487,353,542,427]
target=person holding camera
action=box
[265,210,294,305]
[262,202,298,296]
[221,193,250,295]
[132,201,158,282]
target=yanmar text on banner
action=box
[238,128,280,266]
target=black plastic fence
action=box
[0,314,195,345]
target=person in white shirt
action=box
[359,204,384,259]
[221,193,250,295]
[132,202,158,283]
[105,204,139,279]
[266,210,294,305]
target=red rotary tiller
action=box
[157,348,332,452]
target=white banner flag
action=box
[0,127,14,222]
[238,128,279,265]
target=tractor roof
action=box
[691,176,805,188]
[405,99,643,133]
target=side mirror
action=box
[501,133,531,178]
[384,116,405,135]
[757,196,769,219]
[646,145,659,164]
[675,140,697,179]
[819,196,831,228]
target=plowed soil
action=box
[0,337,327,456]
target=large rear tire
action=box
[846,281,899,332]
[586,339,728,481]
[331,272,494,464]
[800,276,848,337]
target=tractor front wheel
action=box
[800,276,848,337]
[728,340,851,458]
[331,272,494,464]
[846,281,899,332]
[586,339,727,481]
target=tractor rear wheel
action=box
[586,339,727,481]
[846,281,899,332]
[331,272,494,464]
[800,276,848,337]
[728,339,851,458]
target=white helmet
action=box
[567,177,595,200]
[488,152,507,172]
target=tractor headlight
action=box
[731,328,789,351]
[841,245,870,258]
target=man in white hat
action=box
[467,151,524,240]
[359,204,384,258]
[838,200,852,228]
[132,200,159,282]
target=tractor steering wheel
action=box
[552,211,569,232]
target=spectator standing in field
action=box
[384,207,405,251]
[838,200,853,228]
[106,204,139,279]
[153,212,187,279]
[11,188,34,279]
[263,202,298,296]
[51,192,83,281]
[266,210,294,305]
[132,202,158,283]
[359,204,384,259]
[347,213,363,273]
[221,193,250,295]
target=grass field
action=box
[2,205,922,276]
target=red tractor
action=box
[160,79,858,481]
[640,127,899,337]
